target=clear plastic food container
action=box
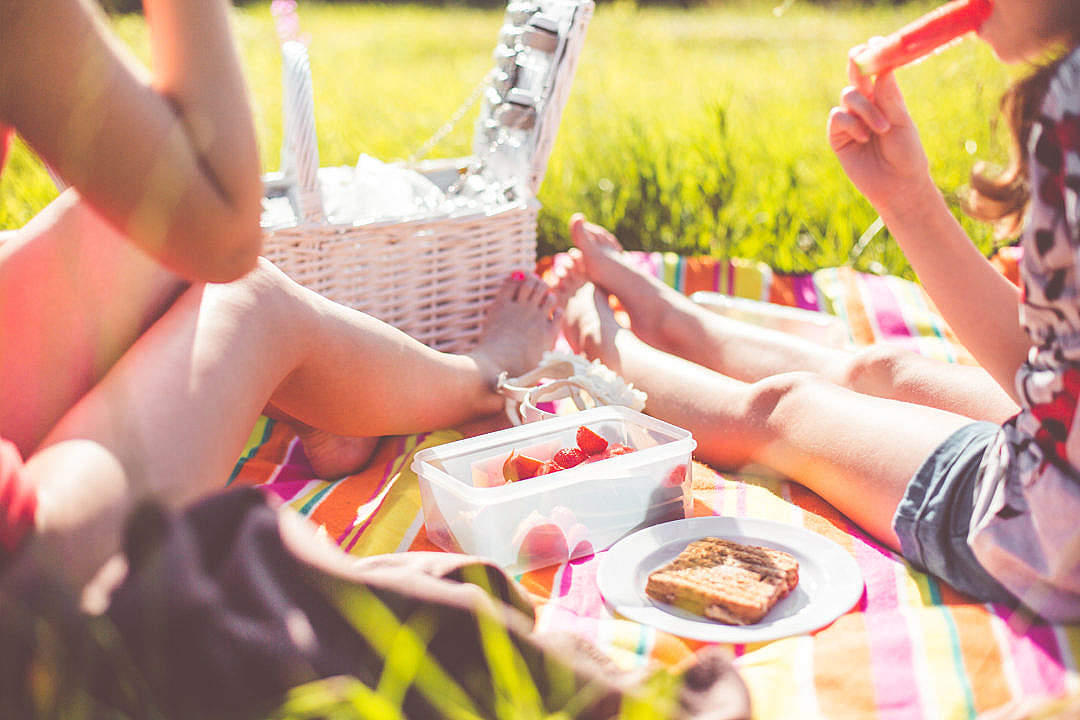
[411,406,696,573]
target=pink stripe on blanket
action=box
[261,479,317,503]
[1002,620,1066,699]
[261,438,316,499]
[790,275,821,312]
[855,534,924,720]
[626,251,661,279]
[552,554,606,616]
[861,274,921,350]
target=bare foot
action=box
[469,271,563,383]
[568,214,702,355]
[561,280,624,373]
[295,425,381,480]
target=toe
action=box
[592,222,622,251]
[519,274,544,304]
[495,273,523,303]
[540,287,559,315]
[569,214,589,249]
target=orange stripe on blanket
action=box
[681,256,719,296]
[230,420,298,487]
[949,604,1013,715]
[304,437,409,540]
[407,523,445,553]
[990,246,1022,287]
[813,614,880,719]
[651,634,707,669]
[767,274,798,308]
[342,431,462,557]
[520,564,560,600]
[689,461,726,516]
[841,267,877,346]
[786,482,855,548]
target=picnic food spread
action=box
[853,0,993,76]
[645,537,800,625]
[498,425,635,484]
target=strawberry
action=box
[576,426,608,456]
[664,463,687,488]
[553,447,587,469]
[515,522,569,568]
[513,454,545,481]
[503,451,546,482]
[502,451,522,483]
[603,443,634,459]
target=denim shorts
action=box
[892,422,1017,604]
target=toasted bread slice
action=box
[645,537,799,625]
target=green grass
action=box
[0,6,1021,715]
[0,0,1015,277]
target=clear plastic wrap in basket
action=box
[260,0,593,353]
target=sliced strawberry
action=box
[576,426,608,456]
[538,461,559,475]
[516,522,569,568]
[603,443,634,459]
[664,463,687,488]
[513,454,545,481]
[502,451,522,483]
[553,446,587,469]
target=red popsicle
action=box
[853,0,993,76]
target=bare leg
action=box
[262,403,382,480]
[562,281,974,550]
[0,191,187,456]
[564,214,1019,423]
[25,261,560,589]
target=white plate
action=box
[597,516,864,643]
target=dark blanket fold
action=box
[1,487,750,720]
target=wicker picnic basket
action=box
[260,1,593,353]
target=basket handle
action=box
[279,35,324,223]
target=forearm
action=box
[878,183,1029,401]
[143,0,262,217]
[0,0,262,282]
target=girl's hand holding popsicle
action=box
[827,0,993,217]
[827,53,933,218]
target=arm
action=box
[828,52,1030,401]
[873,182,1029,399]
[0,0,263,282]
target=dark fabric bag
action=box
[2,488,751,719]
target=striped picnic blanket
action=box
[230,250,1077,720]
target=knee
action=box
[743,371,826,444]
[841,344,914,396]
[205,258,298,319]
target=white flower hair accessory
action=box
[495,351,647,425]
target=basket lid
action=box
[471,0,593,198]
[261,0,592,228]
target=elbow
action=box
[165,204,264,283]
[201,217,263,283]
[203,224,262,283]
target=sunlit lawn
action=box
[0,0,1014,276]
[0,3,1024,717]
